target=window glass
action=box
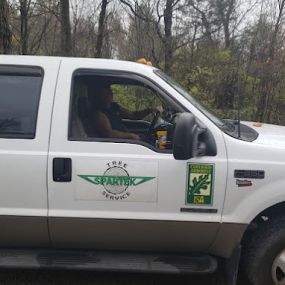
[154,69,225,128]
[112,84,163,122]
[0,71,43,139]
[70,72,179,151]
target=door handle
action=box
[53,158,72,182]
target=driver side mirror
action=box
[173,113,204,160]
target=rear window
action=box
[0,66,43,139]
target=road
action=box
[0,270,250,285]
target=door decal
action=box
[186,163,214,206]
[76,160,158,202]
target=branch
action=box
[172,0,182,8]
[120,0,145,19]
[120,0,165,41]
[155,0,164,41]
[34,1,60,21]
[232,0,260,33]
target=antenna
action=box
[237,49,242,138]
[237,74,241,138]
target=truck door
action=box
[48,60,228,252]
[0,57,60,247]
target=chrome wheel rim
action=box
[272,250,285,285]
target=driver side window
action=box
[112,84,162,122]
[69,71,178,151]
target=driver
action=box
[88,85,163,140]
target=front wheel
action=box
[272,249,285,285]
[242,217,285,285]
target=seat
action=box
[77,97,97,137]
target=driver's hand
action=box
[151,106,164,113]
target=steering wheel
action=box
[146,111,160,141]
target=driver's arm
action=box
[93,111,140,140]
[120,106,163,120]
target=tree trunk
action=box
[0,0,12,54]
[164,0,173,74]
[60,0,72,56]
[19,0,29,54]
[215,0,235,49]
[268,0,285,60]
[95,0,108,58]
[223,21,231,48]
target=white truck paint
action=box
[0,55,285,285]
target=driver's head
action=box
[88,84,113,109]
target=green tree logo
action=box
[189,175,210,195]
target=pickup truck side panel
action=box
[48,59,229,253]
[1,55,285,267]
[0,56,60,247]
[222,134,285,225]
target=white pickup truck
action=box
[0,55,284,285]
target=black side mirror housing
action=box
[173,112,208,160]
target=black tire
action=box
[241,216,285,285]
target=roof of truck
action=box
[0,55,157,74]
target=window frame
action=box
[68,69,187,153]
[0,65,44,140]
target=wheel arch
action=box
[241,201,285,245]
[209,201,285,259]
[239,202,285,285]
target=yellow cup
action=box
[156,130,167,149]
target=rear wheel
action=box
[242,216,285,285]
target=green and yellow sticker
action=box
[186,163,214,205]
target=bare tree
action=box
[269,0,285,59]
[188,0,215,44]
[60,0,72,56]
[95,0,109,57]
[211,0,236,48]
[19,0,31,54]
[257,0,285,121]
[0,0,12,54]
[120,0,185,73]
[163,0,175,72]
[119,2,163,65]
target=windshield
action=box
[154,69,226,129]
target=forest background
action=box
[1,0,285,125]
